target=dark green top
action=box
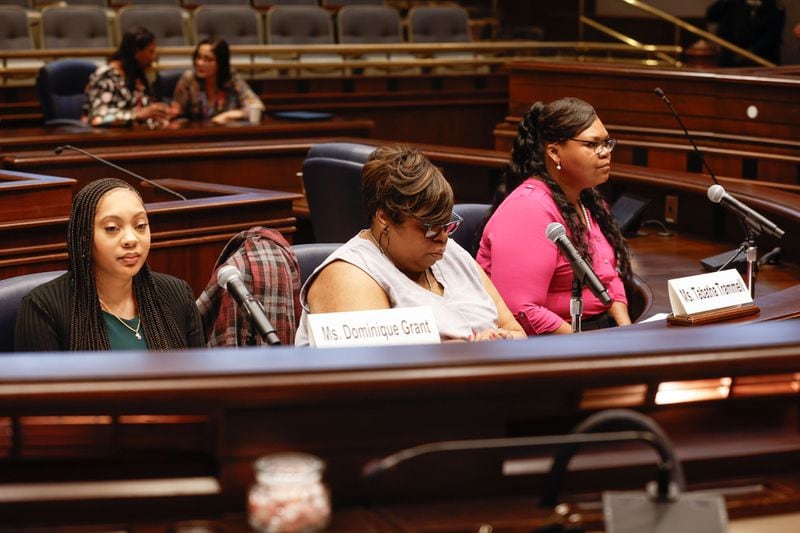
[101,311,147,350]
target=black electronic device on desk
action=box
[271,111,333,121]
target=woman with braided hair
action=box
[477,97,632,335]
[15,178,203,351]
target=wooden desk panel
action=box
[0,318,799,528]
[0,174,301,295]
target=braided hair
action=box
[67,178,187,351]
[111,26,155,94]
[492,97,632,279]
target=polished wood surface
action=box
[494,61,800,187]
[0,316,799,529]
[0,172,300,295]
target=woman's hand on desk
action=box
[211,109,245,125]
[467,327,524,342]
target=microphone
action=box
[707,184,785,239]
[653,87,719,185]
[217,265,281,346]
[54,145,188,201]
[546,222,612,306]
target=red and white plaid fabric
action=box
[197,227,301,347]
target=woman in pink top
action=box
[477,97,632,335]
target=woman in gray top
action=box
[295,144,524,345]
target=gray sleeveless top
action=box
[295,232,499,346]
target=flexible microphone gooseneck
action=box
[546,222,612,306]
[217,265,281,346]
[54,144,187,201]
[708,184,784,239]
[653,87,719,185]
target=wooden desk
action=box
[0,316,799,529]
[494,62,800,187]
[0,171,301,295]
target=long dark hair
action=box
[492,97,631,279]
[194,37,232,89]
[67,178,186,351]
[111,26,155,94]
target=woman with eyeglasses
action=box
[294,144,525,345]
[477,97,632,335]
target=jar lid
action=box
[254,452,325,485]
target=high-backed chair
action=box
[302,142,375,242]
[194,5,262,44]
[266,5,341,76]
[36,59,97,127]
[324,0,384,5]
[408,5,482,74]
[41,6,111,48]
[155,67,185,103]
[292,243,341,285]
[0,270,65,352]
[119,5,191,68]
[253,0,318,5]
[0,6,42,86]
[337,5,419,75]
[451,202,490,257]
[625,273,653,323]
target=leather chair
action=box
[0,6,41,87]
[155,68,185,103]
[41,6,111,50]
[408,5,482,74]
[624,273,653,323]
[292,243,341,285]
[36,59,97,127]
[451,202,490,257]
[0,270,65,352]
[193,5,262,44]
[302,142,375,242]
[119,6,190,68]
[266,5,341,75]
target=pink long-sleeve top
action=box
[476,179,627,335]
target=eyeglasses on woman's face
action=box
[418,211,463,239]
[568,137,617,155]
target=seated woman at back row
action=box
[477,97,632,334]
[294,145,525,345]
[15,178,204,351]
[170,38,265,125]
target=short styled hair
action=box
[362,145,453,225]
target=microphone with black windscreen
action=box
[546,222,612,306]
[216,265,281,346]
[653,87,719,185]
[54,145,187,201]
[707,184,784,239]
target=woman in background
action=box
[477,97,632,335]
[16,178,203,351]
[171,38,264,125]
[83,26,172,127]
[295,144,525,345]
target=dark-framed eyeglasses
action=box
[419,211,463,239]
[569,137,617,155]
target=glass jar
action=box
[248,452,331,533]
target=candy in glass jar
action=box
[248,452,331,532]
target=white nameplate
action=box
[668,269,752,316]
[307,306,440,348]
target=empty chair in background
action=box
[40,5,112,64]
[292,243,341,285]
[36,58,97,126]
[451,203,491,257]
[337,5,420,75]
[185,0,251,6]
[408,5,486,74]
[118,5,192,69]
[83,26,172,127]
[302,141,375,242]
[170,38,264,125]
[266,5,342,76]
[253,0,318,5]
[0,6,42,87]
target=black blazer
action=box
[15,271,204,352]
